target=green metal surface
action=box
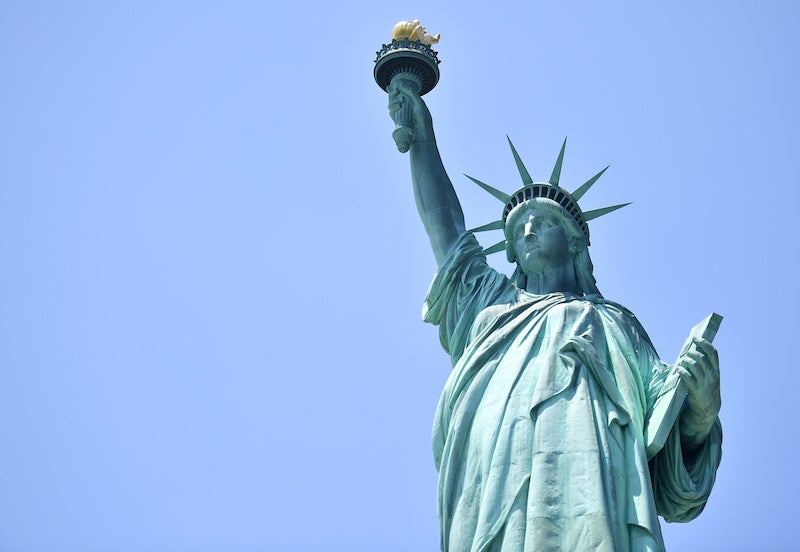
[377,35,722,552]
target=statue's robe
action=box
[423,234,721,552]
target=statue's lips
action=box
[521,248,541,261]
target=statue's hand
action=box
[387,79,434,143]
[674,337,721,446]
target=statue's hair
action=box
[505,198,601,297]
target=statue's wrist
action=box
[679,408,714,441]
[409,134,437,151]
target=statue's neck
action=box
[524,265,580,295]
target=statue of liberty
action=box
[380,35,722,552]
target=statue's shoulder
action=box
[539,295,607,326]
[580,295,656,347]
[478,301,513,320]
[469,299,515,340]
[578,294,637,318]
[549,295,642,332]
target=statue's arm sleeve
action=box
[649,417,722,522]
[643,345,723,522]
[422,232,512,364]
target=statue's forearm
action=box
[409,138,466,265]
[679,408,716,452]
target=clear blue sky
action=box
[1,2,798,551]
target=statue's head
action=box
[466,138,630,296]
[504,196,597,294]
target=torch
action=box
[374,21,441,153]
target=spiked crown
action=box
[467,138,630,256]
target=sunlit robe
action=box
[423,233,721,552]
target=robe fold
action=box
[423,233,721,552]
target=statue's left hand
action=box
[674,338,721,445]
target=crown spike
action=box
[583,202,632,221]
[572,166,609,201]
[549,137,567,186]
[482,240,507,255]
[507,136,533,185]
[464,174,511,203]
[469,220,504,233]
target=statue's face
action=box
[508,207,572,276]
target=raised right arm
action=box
[389,81,466,265]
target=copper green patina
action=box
[377,31,722,552]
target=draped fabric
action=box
[423,233,722,552]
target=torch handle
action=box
[389,74,422,153]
